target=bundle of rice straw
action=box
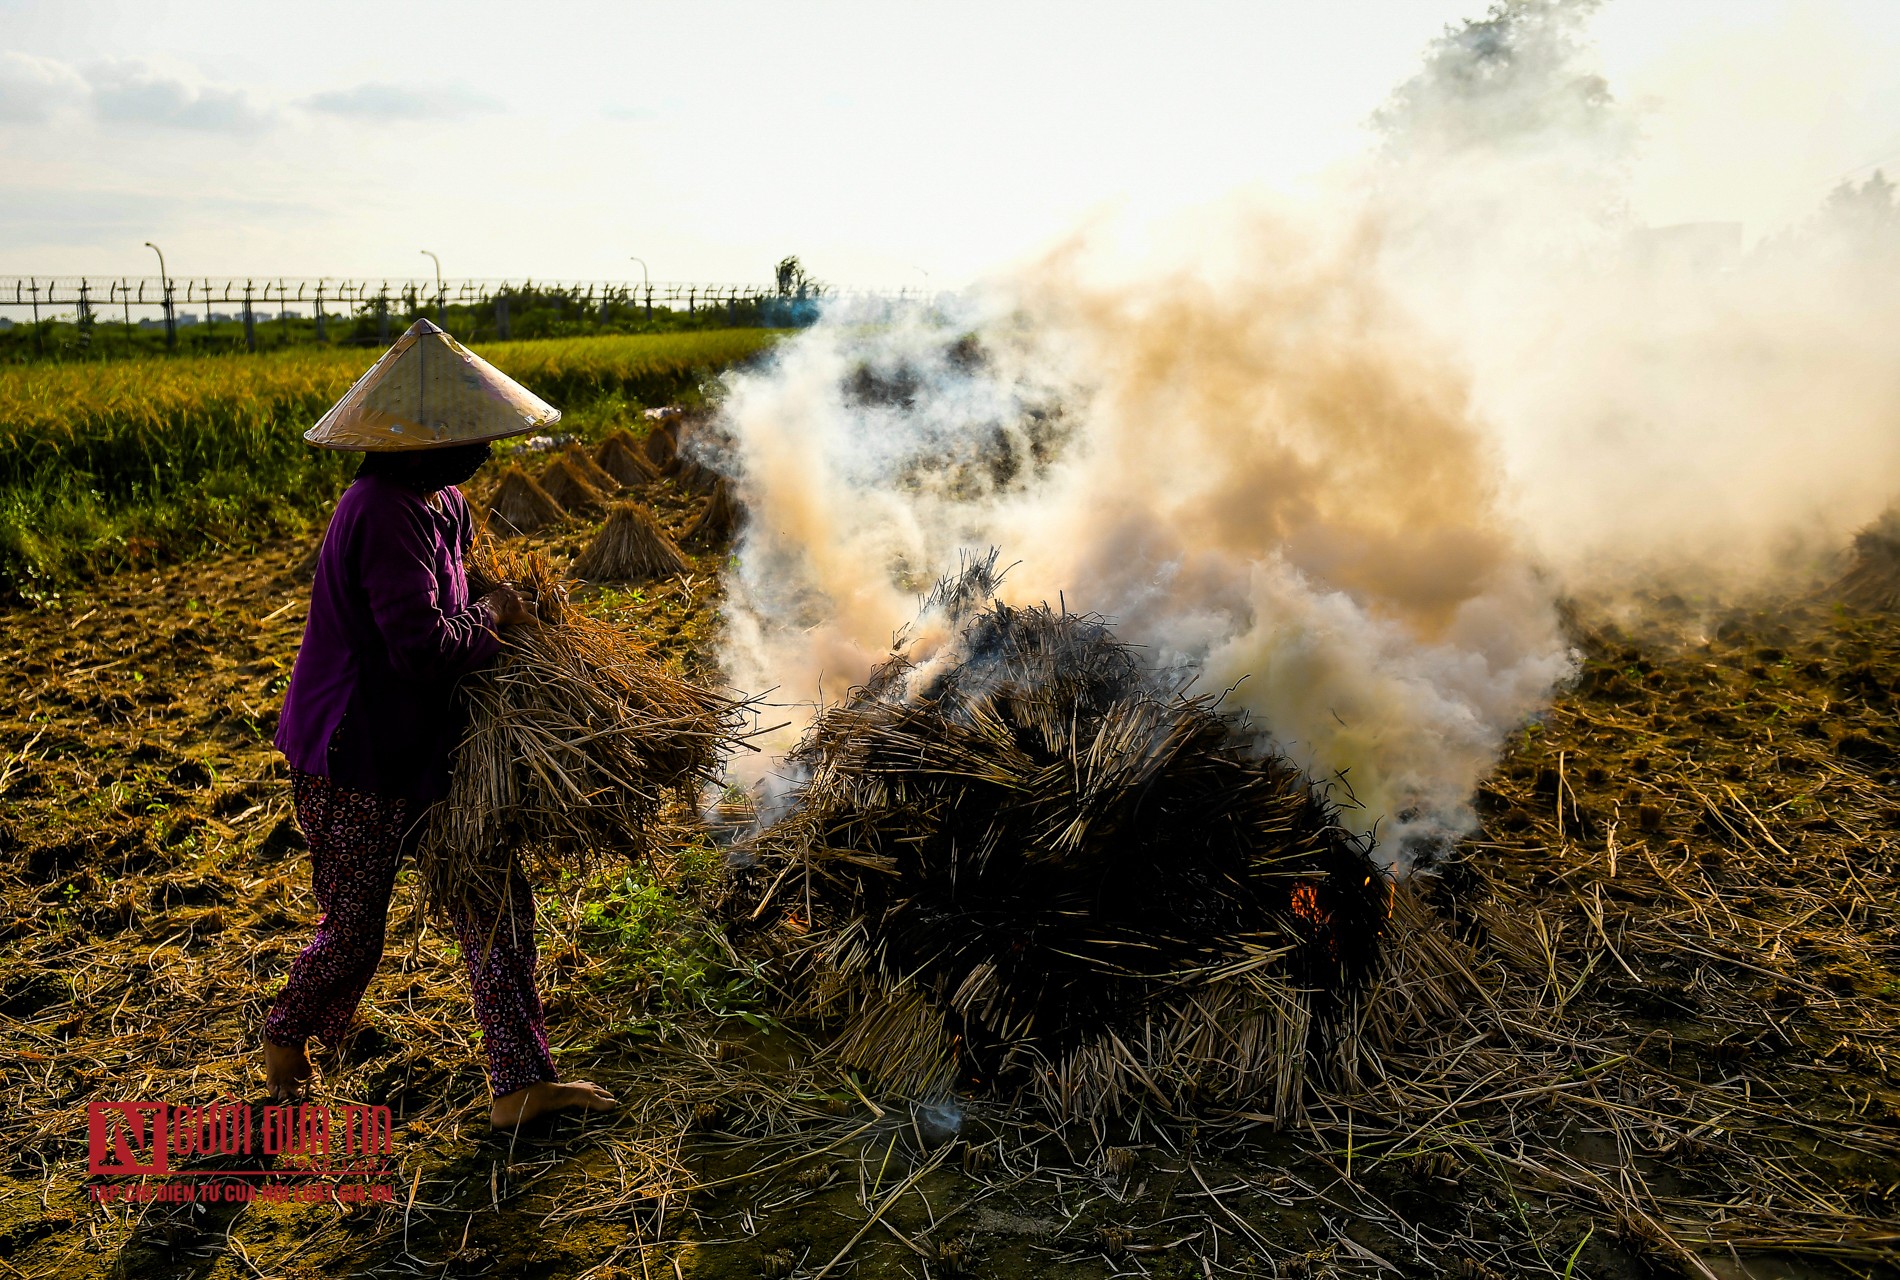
[643,420,681,471]
[595,431,660,485]
[733,554,1386,1123]
[1837,508,1900,611]
[538,454,611,517]
[419,540,750,914]
[681,478,742,546]
[561,443,625,495]
[673,455,720,495]
[571,502,689,582]
[486,467,567,536]
[673,417,735,494]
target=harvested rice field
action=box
[0,439,1892,1279]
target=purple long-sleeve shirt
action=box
[275,475,501,804]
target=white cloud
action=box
[86,59,274,133]
[0,51,87,123]
[303,82,498,121]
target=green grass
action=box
[0,329,780,601]
[568,843,766,1030]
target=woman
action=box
[266,320,613,1128]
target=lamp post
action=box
[421,250,444,326]
[145,241,175,348]
[629,256,650,321]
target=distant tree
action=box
[775,256,824,298]
[1375,0,1619,158]
[1821,171,1898,244]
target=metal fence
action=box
[0,275,932,348]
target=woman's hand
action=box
[482,583,536,628]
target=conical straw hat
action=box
[306,318,560,451]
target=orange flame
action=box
[1290,880,1329,928]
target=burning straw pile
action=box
[737,557,1387,1123]
[418,539,750,914]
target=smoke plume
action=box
[1372,0,1900,587]
[715,219,1572,855]
[709,0,1900,859]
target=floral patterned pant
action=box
[264,769,556,1097]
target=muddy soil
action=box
[1,465,1896,1279]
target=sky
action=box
[2,0,1899,289]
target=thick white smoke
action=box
[714,219,1573,856]
[707,0,1900,860]
[1372,0,1900,588]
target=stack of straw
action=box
[418,540,750,914]
[643,419,680,471]
[1837,507,1900,610]
[571,502,689,582]
[595,431,660,485]
[559,443,625,495]
[673,455,720,495]
[682,478,741,546]
[487,467,566,536]
[735,554,1387,1117]
[538,454,611,517]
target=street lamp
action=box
[421,249,444,325]
[629,256,651,320]
[145,241,175,348]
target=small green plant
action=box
[589,584,648,612]
[578,860,761,1019]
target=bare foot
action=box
[263,1039,314,1101]
[490,1080,616,1129]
